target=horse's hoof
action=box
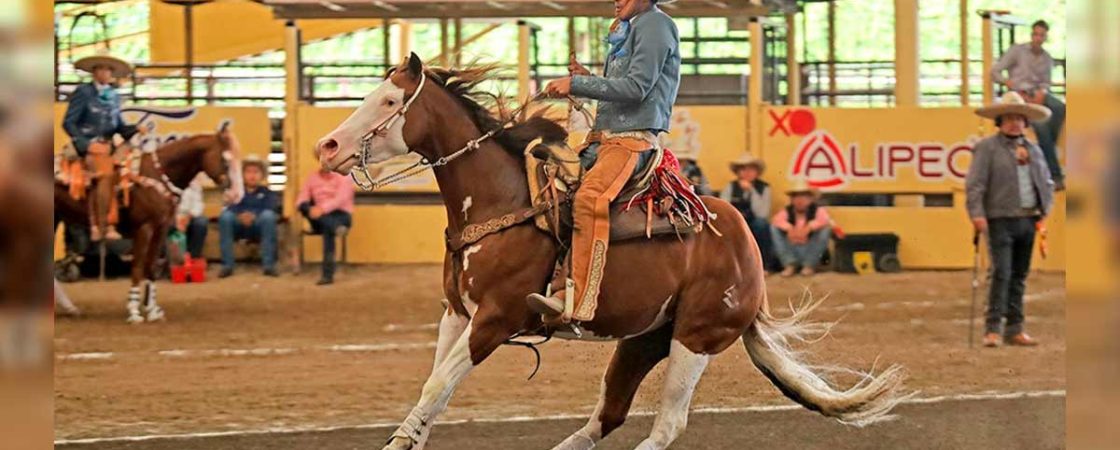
[382,436,415,450]
[146,307,165,322]
[126,314,144,324]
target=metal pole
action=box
[959,0,970,106]
[969,231,982,348]
[893,0,920,107]
[981,12,994,105]
[786,13,800,106]
[439,18,450,67]
[383,19,392,70]
[827,0,837,106]
[454,18,463,66]
[517,20,531,100]
[184,2,194,103]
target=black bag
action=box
[832,233,901,273]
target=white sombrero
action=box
[785,179,818,196]
[975,91,1051,122]
[729,153,766,174]
[74,51,133,78]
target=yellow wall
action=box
[149,0,381,64]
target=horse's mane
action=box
[423,65,568,157]
[156,133,220,154]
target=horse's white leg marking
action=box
[462,245,482,272]
[144,279,165,322]
[126,285,143,324]
[551,379,607,450]
[432,304,469,372]
[633,340,710,450]
[461,196,472,221]
[385,322,476,450]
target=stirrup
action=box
[526,293,564,316]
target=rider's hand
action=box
[972,217,988,233]
[545,77,572,98]
[568,53,591,76]
[309,206,324,220]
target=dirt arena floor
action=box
[54,265,1066,448]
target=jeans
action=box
[771,225,832,269]
[1031,93,1066,183]
[186,216,209,258]
[299,202,351,278]
[218,209,278,270]
[985,217,1037,336]
[746,217,780,272]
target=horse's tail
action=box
[742,292,910,426]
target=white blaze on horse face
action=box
[319,79,408,172]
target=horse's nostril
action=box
[320,139,339,157]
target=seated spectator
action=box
[176,175,209,258]
[719,153,778,271]
[770,180,832,277]
[218,155,279,278]
[297,167,355,285]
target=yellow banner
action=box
[762,106,989,194]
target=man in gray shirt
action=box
[966,91,1054,348]
[991,19,1065,189]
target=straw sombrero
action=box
[975,91,1051,122]
[729,153,766,174]
[241,154,267,171]
[785,179,818,196]
[74,52,133,78]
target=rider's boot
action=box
[526,258,571,319]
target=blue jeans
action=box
[770,225,832,269]
[746,217,780,272]
[218,209,278,270]
[299,202,351,278]
[186,216,209,258]
[985,217,1036,336]
[1031,93,1066,182]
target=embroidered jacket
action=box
[62,82,135,155]
[571,7,681,133]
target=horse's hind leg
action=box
[125,223,154,324]
[633,338,711,450]
[142,224,168,322]
[552,325,672,450]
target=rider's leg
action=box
[552,325,672,450]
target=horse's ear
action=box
[406,52,423,78]
[217,120,232,135]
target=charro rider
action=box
[62,51,138,241]
[527,0,681,321]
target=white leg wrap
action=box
[552,379,606,450]
[385,322,476,450]
[144,280,165,322]
[633,340,710,450]
[126,286,143,324]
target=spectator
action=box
[770,180,832,277]
[675,147,711,196]
[176,175,208,258]
[966,91,1054,347]
[297,167,355,285]
[990,19,1065,190]
[719,153,778,271]
[218,155,279,278]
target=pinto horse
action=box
[316,54,907,450]
[54,125,245,323]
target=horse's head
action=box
[203,122,245,204]
[316,52,432,174]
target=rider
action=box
[62,52,138,241]
[527,0,681,322]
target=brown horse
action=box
[316,54,907,450]
[54,125,245,323]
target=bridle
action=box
[348,70,551,191]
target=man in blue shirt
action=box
[62,53,138,241]
[527,0,681,322]
[218,155,280,277]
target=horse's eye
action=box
[387,100,397,107]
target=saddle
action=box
[523,138,708,244]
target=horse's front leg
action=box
[126,223,154,324]
[142,223,169,322]
[384,310,512,450]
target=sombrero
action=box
[975,91,1051,122]
[785,179,818,196]
[241,154,267,171]
[729,153,766,174]
[74,51,133,78]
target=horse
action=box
[54,124,245,323]
[315,54,907,450]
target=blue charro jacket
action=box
[62,82,134,155]
[570,6,681,133]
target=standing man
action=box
[991,19,1065,190]
[297,167,355,285]
[62,52,138,241]
[218,155,280,278]
[527,0,681,321]
[967,91,1054,347]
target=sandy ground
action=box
[54,265,1066,445]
